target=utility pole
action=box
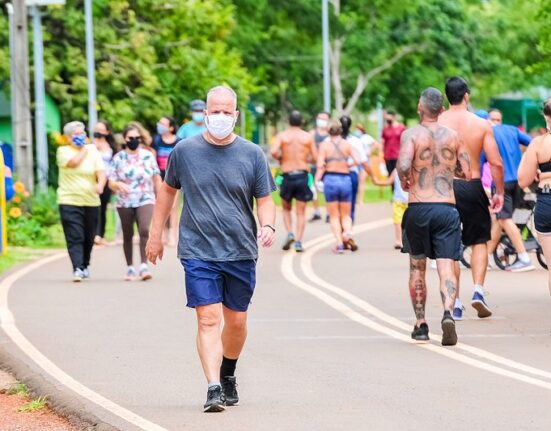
[85,0,97,134]
[11,1,34,191]
[322,0,331,113]
[31,5,48,190]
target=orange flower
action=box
[13,182,25,194]
[9,207,22,218]
[12,196,21,203]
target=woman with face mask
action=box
[93,120,118,245]
[152,116,180,246]
[57,121,107,282]
[108,123,161,281]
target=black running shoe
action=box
[221,376,239,406]
[203,385,226,413]
[441,311,458,346]
[411,322,429,341]
[282,233,295,251]
[309,213,322,222]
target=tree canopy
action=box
[0,0,549,131]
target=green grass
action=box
[18,396,48,413]
[7,382,29,397]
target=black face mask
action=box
[386,119,393,125]
[125,137,140,150]
[93,132,108,139]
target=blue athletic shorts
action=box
[181,259,256,312]
[324,173,352,203]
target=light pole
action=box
[27,0,65,191]
[85,0,97,134]
[322,0,331,113]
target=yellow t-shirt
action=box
[57,144,104,206]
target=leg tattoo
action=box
[409,257,427,322]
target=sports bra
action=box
[538,133,551,172]
[325,138,348,163]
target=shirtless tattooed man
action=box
[398,87,471,346]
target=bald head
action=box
[206,86,238,112]
[419,87,444,119]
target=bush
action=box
[30,188,59,227]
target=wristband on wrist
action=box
[262,224,275,233]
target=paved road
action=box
[2,203,551,430]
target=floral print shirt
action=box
[109,148,160,208]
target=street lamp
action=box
[85,0,97,135]
[322,0,330,113]
[27,0,65,191]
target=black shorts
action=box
[453,179,491,246]
[493,181,521,220]
[535,193,551,234]
[280,172,313,202]
[402,203,461,260]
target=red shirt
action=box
[382,124,406,160]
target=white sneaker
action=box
[506,260,535,272]
[73,269,84,282]
[125,266,137,281]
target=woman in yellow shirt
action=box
[57,121,106,282]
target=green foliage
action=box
[7,216,52,246]
[29,188,60,227]
[7,383,29,397]
[18,396,48,413]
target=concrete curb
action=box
[0,251,121,431]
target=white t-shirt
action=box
[347,135,368,174]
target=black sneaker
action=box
[221,376,239,406]
[411,322,429,341]
[282,233,295,251]
[441,311,458,346]
[203,385,226,413]
[309,213,322,222]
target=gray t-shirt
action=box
[164,134,276,261]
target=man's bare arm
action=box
[482,124,504,194]
[397,129,415,190]
[146,182,178,264]
[270,134,283,161]
[309,135,318,164]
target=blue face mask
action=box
[72,134,86,147]
[156,123,169,135]
[192,112,205,123]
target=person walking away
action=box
[353,123,381,205]
[373,169,408,249]
[109,123,161,281]
[177,99,208,139]
[382,110,406,190]
[271,110,316,252]
[57,121,106,282]
[439,76,504,320]
[485,109,534,272]
[146,86,276,412]
[398,87,471,346]
[518,98,551,296]
[315,121,360,253]
[309,111,330,221]
[93,120,117,245]
[153,116,180,246]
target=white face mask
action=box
[316,118,328,129]
[206,113,236,140]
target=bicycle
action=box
[492,192,547,270]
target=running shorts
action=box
[392,201,408,225]
[181,259,256,312]
[280,171,313,202]
[493,181,521,220]
[324,173,352,203]
[535,192,551,235]
[453,179,491,246]
[402,202,461,260]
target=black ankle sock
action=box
[220,357,238,378]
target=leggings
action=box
[349,170,359,223]
[96,187,111,238]
[117,204,154,266]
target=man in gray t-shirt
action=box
[146,86,276,413]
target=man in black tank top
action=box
[309,112,330,221]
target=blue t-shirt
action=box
[482,125,531,183]
[176,121,207,140]
[152,134,178,177]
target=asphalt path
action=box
[2,202,551,430]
